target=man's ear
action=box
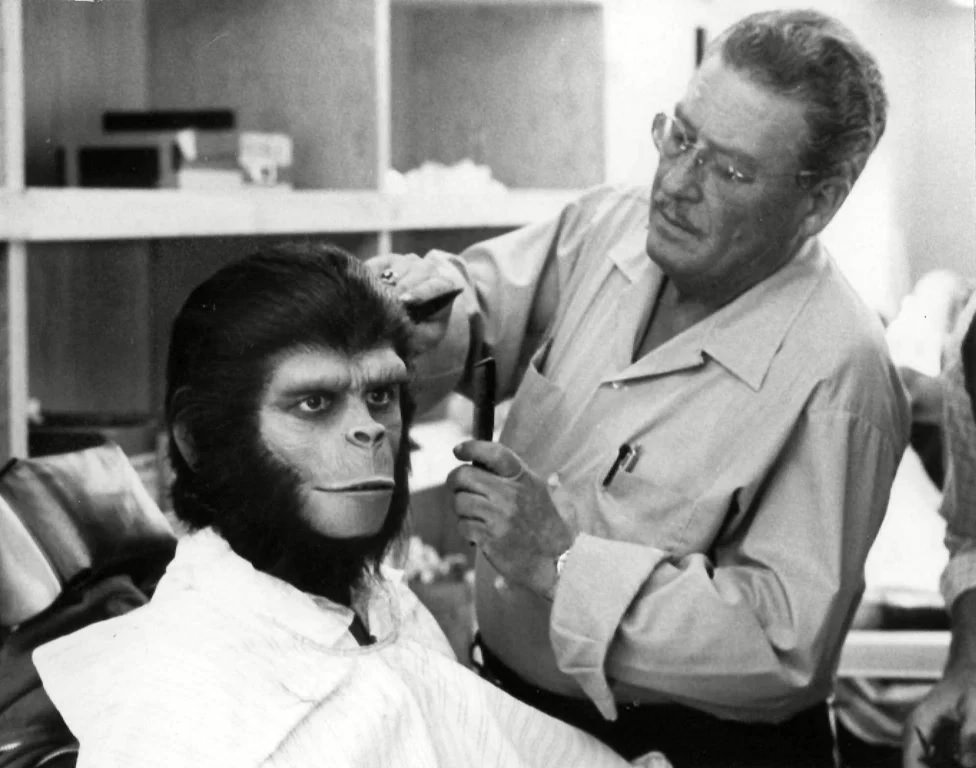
[798,173,852,240]
[171,420,198,469]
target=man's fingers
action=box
[452,488,493,521]
[458,517,489,547]
[365,253,394,275]
[453,440,524,479]
[446,463,496,498]
[397,279,461,314]
[957,693,976,767]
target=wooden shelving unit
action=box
[0,0,605,456]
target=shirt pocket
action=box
[594,469,696,552]
[499,339,565,459]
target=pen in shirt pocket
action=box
[602,443,641,487]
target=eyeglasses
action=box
[651,112,818,190]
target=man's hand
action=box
[904,670,976,767]
[365,253,464,355]
[905,592,976,767]
[447,440,573,599]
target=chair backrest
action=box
[0,441,175,628]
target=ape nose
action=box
[346,422,386,448]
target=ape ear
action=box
[171,420,198,470]
[168,386,198,469]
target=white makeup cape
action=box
[34,528,668,768]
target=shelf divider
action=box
[1,0,28,460]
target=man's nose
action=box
[659,150,706,201]
[346,421,386,448]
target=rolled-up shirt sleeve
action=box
[550,406,904,722]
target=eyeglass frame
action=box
[651,112,820,191]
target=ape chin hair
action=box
[193,436,403,607]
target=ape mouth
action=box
[316,478,395,493]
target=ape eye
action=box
[366,386,397,409]
[297,394,332,413]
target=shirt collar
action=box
[607,195,653,283]
[605,227,826,390]
[700,238,826,391]
[157,527,399,650]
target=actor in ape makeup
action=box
[164,242,415,610]
[34,243,659,768]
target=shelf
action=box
[837,630,949,679]
[0,187,582,241]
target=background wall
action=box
[390,4,604,188]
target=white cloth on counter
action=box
[33,527,668,768]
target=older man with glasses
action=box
[370,9,909,767]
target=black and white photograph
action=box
[0,1,974,766]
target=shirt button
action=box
[611,381,623,390]
[547,472,560,489]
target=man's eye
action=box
[297,395,332,413]
[715,160,753,185]
[718,164,739,182]
[672,126,693,152]
[366,387,397,409]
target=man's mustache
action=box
[652,198,704,237]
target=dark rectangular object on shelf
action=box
[77,146,169,188]
[103,109,235,133]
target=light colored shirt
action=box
[419,184,910,723]
[939,293,976,607]
[33,528,667,768]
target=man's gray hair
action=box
[712,9,887,185]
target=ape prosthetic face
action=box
[259,346,407,540]
[165,243,415,606]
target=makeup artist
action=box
[369,10,909,767]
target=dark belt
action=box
[471,634,836,768]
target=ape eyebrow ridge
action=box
[275,369,409,398]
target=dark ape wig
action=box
[164,242,415,589]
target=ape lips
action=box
[308,477,395,539]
